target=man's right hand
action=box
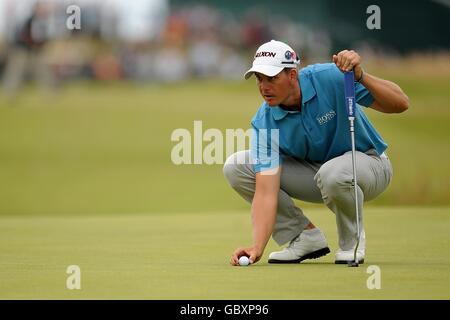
[230,246,263,266]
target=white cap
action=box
[244,40,300,80]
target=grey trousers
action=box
[223,149,393,251]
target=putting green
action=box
[1,207,449,299]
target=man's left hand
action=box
[332,50,363,81]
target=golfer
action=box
[224,40,409,266]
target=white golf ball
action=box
[238,256,250,266]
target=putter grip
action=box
[344,71,356,117]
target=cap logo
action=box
[285,50,296,60]
[255,51,276,58]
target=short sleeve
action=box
[355,81,374,107]
[327,64,374,108]
[250,125,282,173]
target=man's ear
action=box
[289,69,298,81]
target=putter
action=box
[344,71,360,268]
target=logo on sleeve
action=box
[316,110,336,125]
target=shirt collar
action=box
[271,106,291,120]
[270,70,316,121]
[299,70,316,105]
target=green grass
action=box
[1,207,449,299]
[0,81,257,215]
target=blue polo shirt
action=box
[251,63,387,173]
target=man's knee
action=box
[223,150,253,188]
[315,161,352,196]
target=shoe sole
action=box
[335,259,365,265]
[268,247,331,264]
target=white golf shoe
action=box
[268,228,330,263]
[335,230,366,264]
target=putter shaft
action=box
[344,71,361,266]
[349,117,360,265]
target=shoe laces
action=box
[287,235,301,248]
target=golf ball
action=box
[238,256,250,266]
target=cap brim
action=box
[244,65,284,80]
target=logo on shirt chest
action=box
[316,110,336,125]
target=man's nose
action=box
[259,79,270,91]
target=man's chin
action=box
[265,100,279,107]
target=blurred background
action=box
[0,0,449,215]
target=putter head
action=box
[347,260,359,267]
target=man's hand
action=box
[230,246,263,266]
[333,49,409,113]
[333,50,363,81]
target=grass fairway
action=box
[1,207,449,299]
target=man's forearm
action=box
[251,191,278,253]
[361,72,409,113]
